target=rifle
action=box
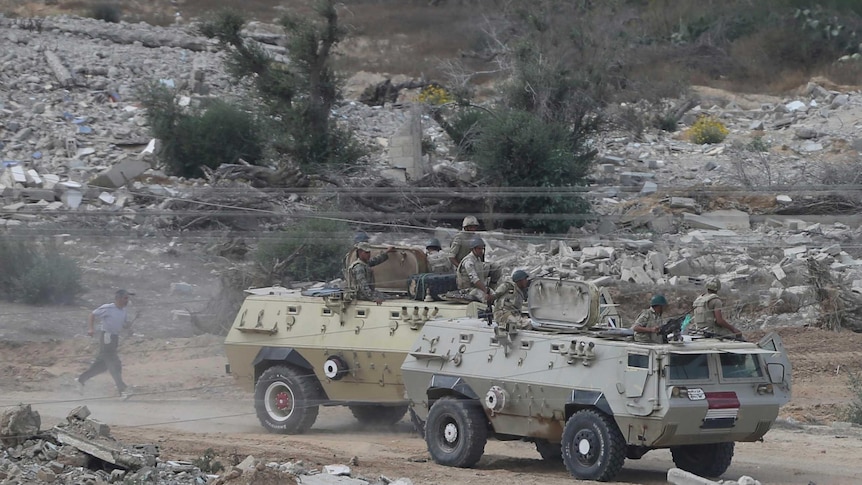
[660,314,688,343]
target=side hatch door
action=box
[757,332,792,404]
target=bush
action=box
[418,85,454,106]
[746,136,771,152]
[473,110,592,234]
[138,83,265,178]
[687,115,729,144]
[0,238,84,305]
[90,3,121,23]
[843,370,862,425]
[254,218,351,283]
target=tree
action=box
[200,1,365,170]
[440,1,608,233]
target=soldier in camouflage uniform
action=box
[691,279,743,339]
[491,269,532,330]
[347,242,395,304]
[425,238,454,274]
[456,237,502,303]
[632,294,668,344]
[448,215,480,267]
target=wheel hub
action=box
[275,391,291,411]
[574,430,598,463]
[443,422,459,444]
[578,437,591,455]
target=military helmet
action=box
[355,242,372,252]
[706,279,721,292]
[512,269,530,282]
[650,294,668,307]
[425,238,442,250]
[469,237,485,249]
[462,215,479,228]
[353,231,370,243]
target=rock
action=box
[0,405,41,447]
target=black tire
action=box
[349,404,408,426]
[561,409,627,482]
[670,442,735,477]
[254,365,320,434]
[535,439,563,463]
[425,397,488,468]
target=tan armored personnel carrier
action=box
[224,244,487,434]
[401,277,792,482]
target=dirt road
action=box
[1,327,861,485]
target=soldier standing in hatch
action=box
[347,242,395,305]
[456,237,502,303]
[692,279,743,339]
[425,238,454,274]
[491,269,532,330]
[632,294,668,344]
[448,215,480,267]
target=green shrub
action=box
[0,238,84,305]
[746,136,771,152]
[138,83,265,178]
[90,3,121,23]
[473,110,592,234]
[687,115,729,144]
[441,108,486,158]
[654,112,679,132]
[254,218,351,283]
[843,370,862,425]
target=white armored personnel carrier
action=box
[400,277,792,481]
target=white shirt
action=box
[92,303,128,335]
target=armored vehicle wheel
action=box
[254,365,320,434]
[425,397,488,468]
[349,404,408,426]
[670,442,734,477]
[535,439,563,463]
[561,409,626,481]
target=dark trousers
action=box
[79,331,126,392]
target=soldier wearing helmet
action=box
[490,269,533,330]
[692,279,743,339]
[456,237,502,303]
[347,242,396,305]
[448,215,480,267]
[632,294,668,344]
[425,237,454,274]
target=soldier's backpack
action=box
[407,273,458,301]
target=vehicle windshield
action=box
[719,353,764,379]
[668,353,710,380]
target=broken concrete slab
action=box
[702,209,750,230]
[89,159,152,189]
[55,428,154,470]
[0,404,41,447]
[667,467,719,485]
[683,212,726,230]
[670,197,697,210]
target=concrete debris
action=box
[2,15,862,334]
[1,404,412,485]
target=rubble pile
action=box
[3,14,862,331]
[0,405,414,485]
